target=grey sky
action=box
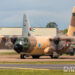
[0,0,75,29]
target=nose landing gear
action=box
[20,54,26,59]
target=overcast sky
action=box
[0,0,75,29]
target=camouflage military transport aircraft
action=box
[11,6,75,59]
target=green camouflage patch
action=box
[72,13,75,16]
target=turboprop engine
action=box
[50,37,71,55]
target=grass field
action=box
[0,52,18,55]
[0,61,75,64]
[0,51,73,55]
[0,69,75,75]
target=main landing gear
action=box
[32,55,40,59]
[50,55,59,59]
[20,54,26,59]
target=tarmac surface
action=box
[0,50,75,70]
[0,64,75,70]
[1,55,75,62]
[0,55,75,70]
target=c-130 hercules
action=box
[11,6,75,59]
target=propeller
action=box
[11,37,18,44]
[50,36,72,55]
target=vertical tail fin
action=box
[22,14,31,37]
[67,6,75,36]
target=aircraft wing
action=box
[0,35,20,49]
[50,36,75,42]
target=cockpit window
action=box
[18,38,24,41]
[24,38,28,42]
[17,37,29,43]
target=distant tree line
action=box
[62,28,68,34]
[46,22,58,29]
[46,22,68,34]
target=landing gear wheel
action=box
[66,48,74,56]
[32,55,40,59]
[70,52,74,56]
[69,48,74,56]
[50,55,59,59]
[20,54,26,59]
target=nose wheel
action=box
[20,54,26,59]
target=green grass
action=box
[0,69,75,75]
[0,52,18,55]
[0,52,73,56]
[0,51,72,55]
[0,61,75,64]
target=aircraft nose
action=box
[14,44,23,53]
